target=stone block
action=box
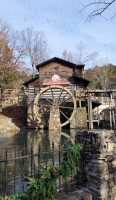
[109,181,115,187]
[109,174,114,180]
[114,177,116,185]
[111,194,116,200]
[105,175,109,181]
[100,171,108,176]
[67,196,79,200]
[107,155,115,162]
[112,160,116,168]
[94,196,109,200]
[113,147,116,155]
[107,143,114,152]
[100,188,109,196]
[111,185,116,192]
[81,191,92,200]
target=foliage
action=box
[84,64,116,89]
[0,19,31,88]
[0,19,49,87]
[0,143,82,200]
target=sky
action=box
[0,0,116,69]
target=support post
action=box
[111,93,115,128]
[109,92,113,130]
[88,94,93,130]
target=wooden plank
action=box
[109,93,113,129]
[87,89,116,93]
[89,93,93,130]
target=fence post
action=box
[31,144,33,178]
[14,146,17,194]
[22,148,25,191]
[58,142,61,192]
[52,141,54,166]
[109,92,113,129]
[45,144,48,170]
[5,148,8,196]
[38,143,41,178]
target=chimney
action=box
[74,64,85,77]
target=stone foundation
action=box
[49,105,61,130]
[70,107,87,129]
[75,130,116,200]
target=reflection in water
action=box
[0,129,77,196]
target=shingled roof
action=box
[23,75,39,87]
[36,57,85,70]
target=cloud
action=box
[0,0,116,68]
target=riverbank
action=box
[0,106,27,133]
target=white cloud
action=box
[0,0,116,68]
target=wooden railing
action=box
[2,88,28,108]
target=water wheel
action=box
[33,85,76,127]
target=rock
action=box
[107,155,115,162]
[67,196,80,200]
[111,185,116,192]
[113,147,116,155]
[109,181,115,187]
[107,143,114,152]
[105,175,109,181]
[112,160,116,168]
[81,191,92,200]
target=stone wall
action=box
[70,107,87,129]
[75,130,116,200]
[39,62,73,84]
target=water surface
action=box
[0,128,77,196]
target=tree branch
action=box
[82,0,116,21]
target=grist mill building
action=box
[24,57,94,130]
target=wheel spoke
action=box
[60,110,70,121]
[40,107,51,117]
[57,88,64,102]
[50,87,55,103]
[59,96,72,105]
[59,105,74,110]
[40,93,53,105]
[38,103,51,108]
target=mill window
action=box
[35,86,40,94]
[54,67,58,75]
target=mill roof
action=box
[23,75,39,87]
[36,57,85,70]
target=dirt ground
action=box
[0,106,26,118]
[0,106,27,127]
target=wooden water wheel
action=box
[33,85,76,127]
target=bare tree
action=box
[81,0,116,21]
[0,19,25,67]
[20,28,49,77]
[62,41,98,65]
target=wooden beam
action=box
[86,89,116,93]
[88,94,93,130]
[109,93,112,130]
